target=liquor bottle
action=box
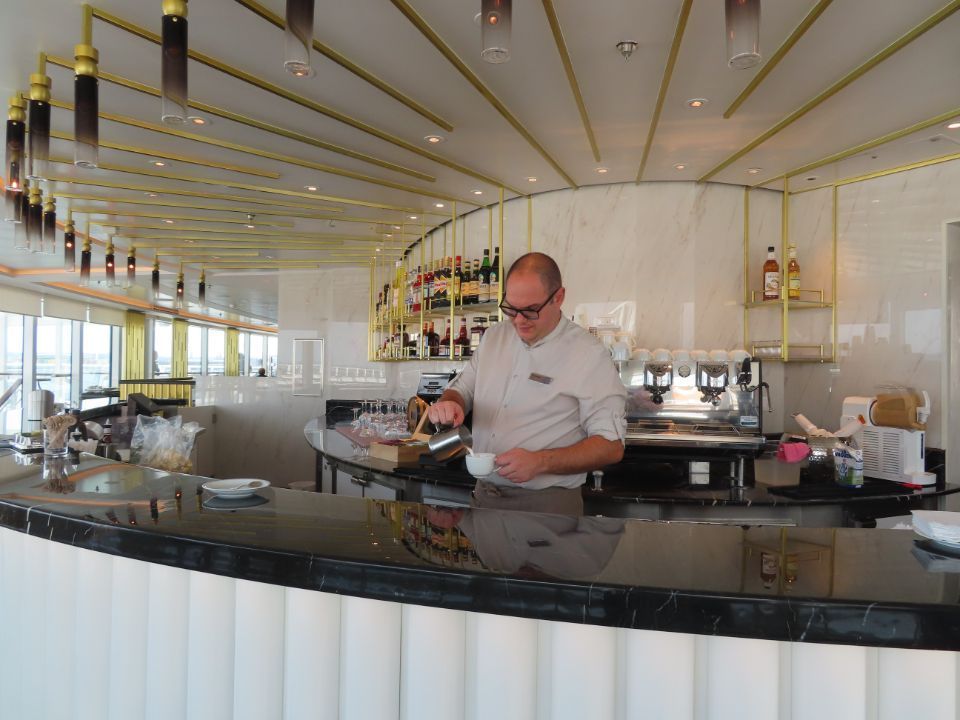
[469,259,480,304]
[490,246,500,302]
[455,316,469,358]
[424,262,434,310]
[393,261,403,311]
[763,246,780,301]
[479,249,491,303]
[439,320,451,358]
[470,316,487,352]
[461,259,472,305]
[433,259,448,309]
[412,266,422,313]
[453,256,463,305]
[428,321,440,357]
[375,291,382,321]
[787,245,800,300]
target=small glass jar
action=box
[43,428,69,457]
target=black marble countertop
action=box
[305,418,960,508]
[4,448,960,650]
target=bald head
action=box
[504,252,563,294]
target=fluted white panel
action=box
[234,579,286,720]
[620,629,696,720]
[108,554,150,720]
[20,532,50,718]
[74,546,114,720]
[186,572,236,720]
[283,588,341,720]
[144,563,190,720]
[0,528,25,719]
[465,612,538,720]
[44,539,79,720]
[877,647,957,720]
[540,620,617,720]
[704,636,780,720]
[400,604,466,720]
[339,595,402,720]
[790,643,867,720]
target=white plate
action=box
[913,526,960,549]
[202,478,270,498]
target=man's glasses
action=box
[498,286,560,320]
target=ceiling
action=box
[0,0,957,325]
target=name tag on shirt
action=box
[528,373,553,385]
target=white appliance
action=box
[841,392,931,485]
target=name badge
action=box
[528,373,553,385]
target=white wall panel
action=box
[74,547,114,720]
[234,580,286,720]
[144,563,190,720]
[186,572,236,720]
[283,588,341,720]
[465,612,539,720]
[790,643,867,720]
[877,647,957,720]
[0,528,25,719]
[108,555,150,720]
[339,594,402,720]
[704,636,780,720]
[541,620,617,720]
[400,604,466,720]
[620,629,696,720]
[20,532,49,719]
[44,540,79,720]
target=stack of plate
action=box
[912,510,960,551]
[201,478,270,499]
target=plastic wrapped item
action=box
[833,439,864,488]
[130,415,201,473]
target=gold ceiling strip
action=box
[88,6,520,194]
[388,0,573,189]
[701,0,960,182]
[723,0,834,119]
[635,0,694,182]
[99,222,400,239]
[540,0,600,163]
[49,100,473,204]
[45,54,435,182]
[791,150,960,195]
[155,250,260,257]
[755,105,960,186]
[231,0,453,132]
[116,232,386,244]
[70,208,293,227]
[48,158,432,214]
[48,127,278,179]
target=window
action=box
[249,334,265,376]
[0,312,24,435]
[207,328,225,375]
[267,335,278,376]
[238,331,249,376]
[153,320,172,377]
[187,325,203,375]
[35,317,72,406]
[82,323,114,391]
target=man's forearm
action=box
[537,436,624,476]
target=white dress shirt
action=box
[446,316,627,490]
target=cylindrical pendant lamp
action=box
[725,0,761,69]
[284,0,315,77]
[79,231,92,287]
[27,60,51,180]
[152,258,161,297]
[5,93,26,196]
[161,0,189,124]
[198,269,206,306]
[74,45,99,167]
[26,185,42,250]
[13,180,29,249]
[42,194,56,254]
[175,269,185,309]
[127,247,136,287]
[63,213,76,272]
[481,0,512,64]
[104,237,116,286]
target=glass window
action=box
[153,320,172,377]
[207,328,225,375]
[237,331,249,376]
[82,323,113,391]
[187,325,203,375]
[267,335,278,377]
[249,334,265,376]
[0,312,24,435]
[36,317,72,406]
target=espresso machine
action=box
[619,350,770,486]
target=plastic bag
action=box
[130,415,202,473]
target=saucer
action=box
[202,478,271,499]
[203,494,270,511]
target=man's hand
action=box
[494,448,546,484]
[427,400,464,428]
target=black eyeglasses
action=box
[498,286,560,320]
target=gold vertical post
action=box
[743,187,750,351]
[498,187,504,311]
[527,195,532,252]
[450,201,456,341]
[831,184,838,363]
[81,4,94,44]
[419,216,426,359]
[781,177,790,361]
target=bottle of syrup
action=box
[763,246,780,301]
[787,245,800,300]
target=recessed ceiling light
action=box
[385,233,393,238]
[304,185,318,191]
[686,98,708,108]
[527,177,537,183]
[947,121,960,130]
[472,190,483,195]
[747,167,762,174]
[163,219,174,224]
[409,215,418,220]
[435,202,445,208]
[674,163,686,170]
[392,225,401,230]
[376,247,381,252]
[188,116,209,126]
[145,192,158,197]
[595,167,609,174]
[151,160,167,167]
[424,135,444,144]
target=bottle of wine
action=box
[490,246,500,302]
[479,249,491,303]
[453,256,463,305]
[763,246,780,301]
[787,245,800,300]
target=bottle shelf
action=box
[745,289,832,309]
[750,341,835,363]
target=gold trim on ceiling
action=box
[635,0,693,183]
[231,0,453,132]
[68,208,294,227]
[107,223,399,241]
[723,0,834,119]
[540,0,600,163]
[49,128,278,178]
[88,6,521,195]
[49,99,474,204]
[45,54,435,182]
[388,0,575,189]
[701,0,960,182]
[792,150,960,195]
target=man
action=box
[428,252,626,515]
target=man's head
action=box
[502,252,565,344]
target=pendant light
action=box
[63,211,76,271]
[481,0,512,64]
[74,5,99,167]
[27,55,51,180]
[127,246,136,287]
[79,224,92,286]
[26,185,42,251]
[42,194,56,255]
[725,0,761,69]
[151,258,161,297]
[161,0,189,124]
[104,236,116,286]
[175,267,185,309]
[13,180,29,250]
[5,93,25,197]
[284,0,315,77]
[198,269,206,307]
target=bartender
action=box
[428,252,626,515]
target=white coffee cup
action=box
[465,452,497,477]
[652,348,673,362]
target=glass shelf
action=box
[746,289,832,309]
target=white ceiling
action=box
[0,0,957,324]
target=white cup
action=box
[632,348,652,362]
[465,453,497,477]
[690,349,709,361]
[672,349,690,362]
[709,349,728,361]
[652,348,673,362]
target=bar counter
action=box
[2,450,960,719]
